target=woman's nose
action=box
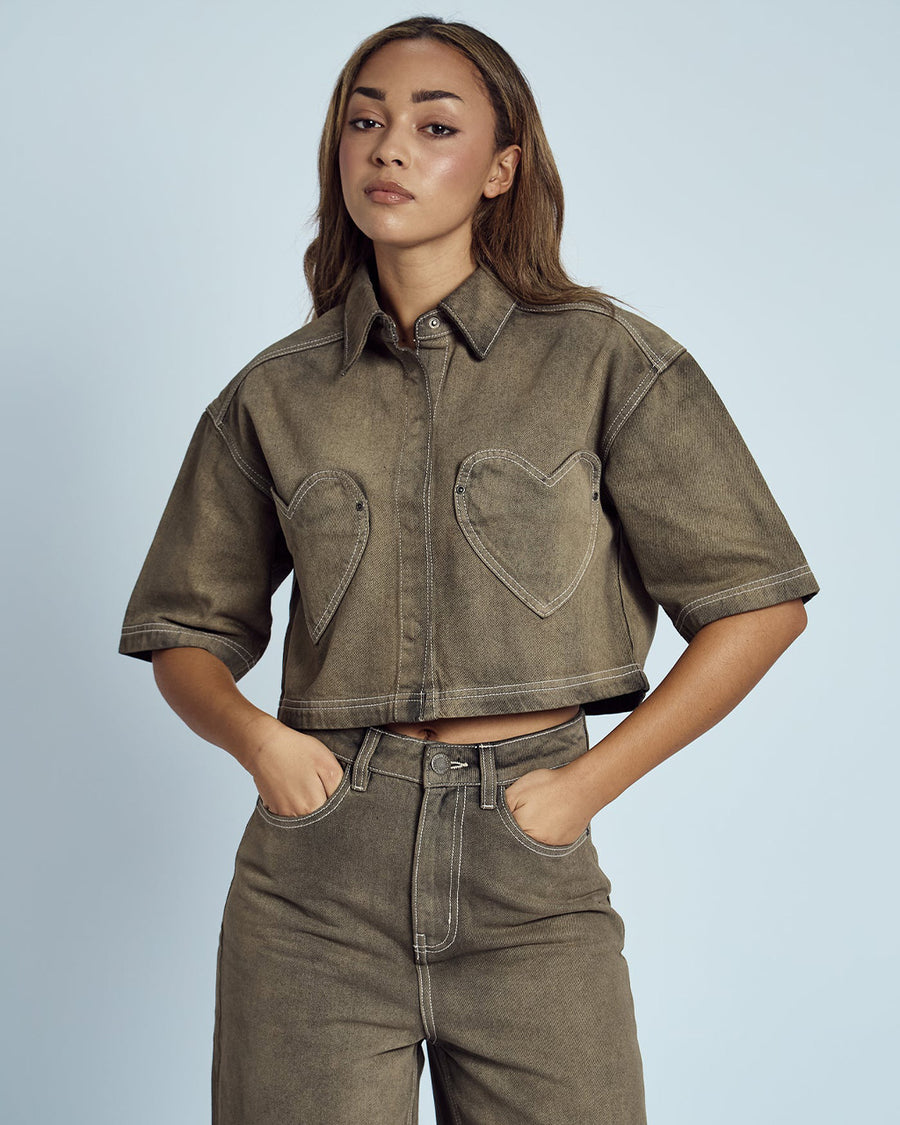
[371,126,408,167]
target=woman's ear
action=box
[484,145,521,198]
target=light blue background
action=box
[2,1,896,1121]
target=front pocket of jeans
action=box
[270,469,369,642]
[254,765,353,828]
[453,448,603,617]
[496,782,590,856]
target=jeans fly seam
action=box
[422,785,465,952]
[412,789,426,940]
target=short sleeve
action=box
[601,349,819,642]
[118,408,294,680]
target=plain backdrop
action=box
[2,1,897,1122]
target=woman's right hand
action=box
[250,723,346,818]
[149,649,345,816]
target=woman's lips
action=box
[364,180,414,203]
[365,188,414,204]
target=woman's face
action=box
[338,38,518,257]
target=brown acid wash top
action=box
[118,259,819,728]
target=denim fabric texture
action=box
[212,707,647,1124]
[118,259,819,727]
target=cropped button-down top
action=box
[118,259,819,728]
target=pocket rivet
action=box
[355,500,364,510]
[456,485,465,493]
[592,491,599,500]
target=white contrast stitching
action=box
[276,665,641,709]
[513,300,679,367]
[428,339,453,703]
[120,622,256,666]
[420,943,438,1044]
[210,331,344,424]
[271,470,369,639]
[422,784,465,952]
[417,340,437,713]
[482,299,517,352]
[439,297,517,356]
[415,941,436,1043]
[496,783,590,855]
[674,566,814,633]
[254,769,353,827]
[392,381,410,705]
[204,409,271,496]
[600,341,686,458]
[412,790,427,955]
[601,368,661,458]
[454,448,603,616]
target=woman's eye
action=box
[347,117,457,137]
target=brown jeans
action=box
[212,706,646,1123]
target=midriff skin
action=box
[381,705,581,744]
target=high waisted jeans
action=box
[212,706,647,1124]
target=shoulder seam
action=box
[203,407,272,497]
[599,341,686,460]
[208,330,344,424]
[513,300,674,368]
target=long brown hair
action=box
[303,15,619,320]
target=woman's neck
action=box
[372,239,478,344]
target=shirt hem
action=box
[275,667,651,730]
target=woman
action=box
[119,15,819,1124]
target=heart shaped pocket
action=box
[453,448,603,617]
[270,469,369,642]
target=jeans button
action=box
[431,752,450,774]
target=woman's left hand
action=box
[502,764,593,846]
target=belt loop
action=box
[479,744,497,809]
[351,727,382,791]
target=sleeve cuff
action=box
[118,622,260,681]
[673,566,820,642]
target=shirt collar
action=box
[340,259,518,376]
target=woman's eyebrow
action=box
[350,86,464,104]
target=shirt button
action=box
[428,316,441,328]
[430,752,450,774]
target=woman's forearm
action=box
[564,599,809,818]
[151,647,282,773]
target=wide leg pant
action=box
[212,706,646,1123]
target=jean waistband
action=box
[300,706,589,808]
